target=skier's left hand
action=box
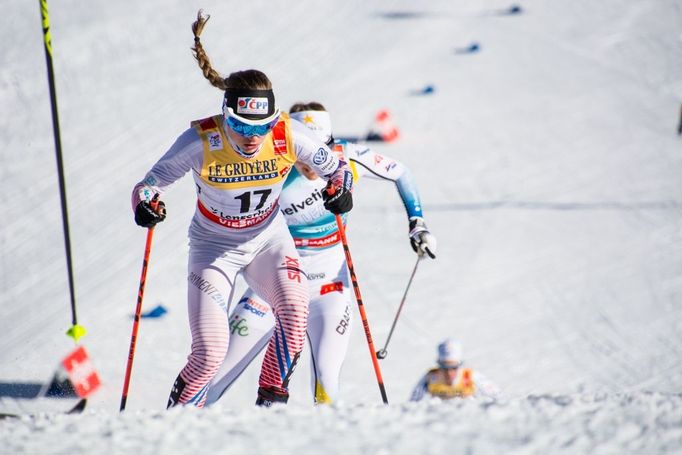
[409,217,436,259]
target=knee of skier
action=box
[188,345,229,376]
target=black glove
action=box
[135,196,166,228]
[323,183,353,214]
[409,217,437,259]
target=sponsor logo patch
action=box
[335,304,351,335]
[321,282,344,295]
[274,138,287,155]
[238,297,270,317]
[198,117,218,130]
[229,314,249,336]
[188,272,228,311]
[208,132,223,151]
[237,97,269,115]
[144,175,158,186]
[312,148,329,165]
[308,272,326,280]
[140,188,154,202]
[206,158,279,184]
[283,256,302,283]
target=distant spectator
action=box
[410,338,500,401]
[678,103,682,135]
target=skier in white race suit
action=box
[205,101,437,405]
[130,14,354,408]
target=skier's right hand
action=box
[323,181,353,214]
[135,195,166,228]
[322,163,354,215]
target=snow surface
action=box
[1,0,682,453]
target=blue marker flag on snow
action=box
[508,5,523,15]
[139,304,168,319]
[454,42,480,54]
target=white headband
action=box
[290,110,333,144]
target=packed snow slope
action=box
[1,0,681,453]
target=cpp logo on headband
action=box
[237,97,269,115]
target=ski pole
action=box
[376,254,421,359]
[120,196,160,411]
[331,208,389,404]
[39,0,86,344]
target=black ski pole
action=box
[376,255,422,359]
[39,0,86,342]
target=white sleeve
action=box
[346,143,406,182]
[290,119,342,178]
[131,127,202,210]
[409,374,430,402]
[345,142,424,219]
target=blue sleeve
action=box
[395,167,424,219]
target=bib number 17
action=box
[234,189,272,213]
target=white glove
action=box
[409,217,436,259]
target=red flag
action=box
[61,346,101,398]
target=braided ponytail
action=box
[190,10,272,92]
[191,10,227,90]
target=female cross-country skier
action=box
[205,101,436,405]
[410,338,500,401]
[130,13,353,408]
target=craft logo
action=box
[208,132,223,151]
[313,148,328,165]
[335,304,350,335]
[283,256,302,282]
[237,97,269,115]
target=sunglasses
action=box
[223,106,281,138]
[225,115,280,137]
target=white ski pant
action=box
[205,243,352,405]
[169,214,309,407]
